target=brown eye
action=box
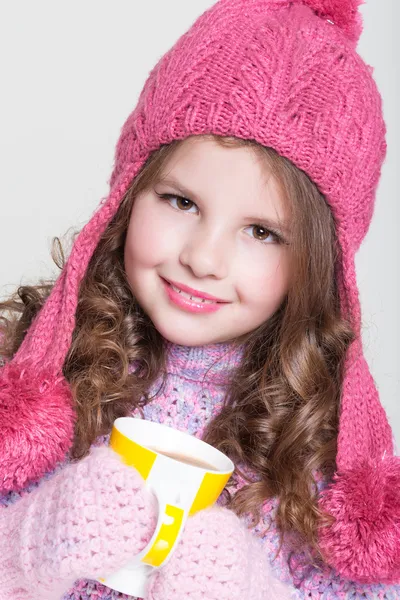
[156,193,197,213]
[176,197,194,211]
[252,226,270,241]
[244,225,282,244]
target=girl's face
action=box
[124,137,292,346]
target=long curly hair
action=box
[0,134,355,567]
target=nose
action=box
[179,225,230,280]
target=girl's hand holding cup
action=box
[99,417,235,597]
[0,415,291,600]
[147,506,294,600]
[0,445,157,600]
[100,418,292,599]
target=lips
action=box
[162,278,225,314]
[162,278,229,303]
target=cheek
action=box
[237,249,291,305]
[124,202,176,269]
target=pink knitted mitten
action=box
[0,446,158,600]
[146,506,293,600]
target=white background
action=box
[0,2,399,446]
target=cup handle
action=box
[97,484,190,597]
[139,483,190,569]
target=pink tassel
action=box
[318,456,400,584]
[0,361,76,493]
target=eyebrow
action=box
[155,175,292,235]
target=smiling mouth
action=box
[162,277,230,304]
[168,282,219,304]
[161,278,229,314]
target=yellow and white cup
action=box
[98,417,234,597]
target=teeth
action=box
[170,284,215,304]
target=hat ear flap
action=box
[318,388,400,582]
[0,161,145,494]
[317,243,400,583]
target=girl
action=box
[0,0,399,599]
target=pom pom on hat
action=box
[298,0,364,42]
[0,361,75,494]
[228,1,364,44]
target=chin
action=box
[160,330,214,347]
[152,319,222,347]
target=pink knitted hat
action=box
[0,0,398,584]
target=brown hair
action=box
[0,134,355,569]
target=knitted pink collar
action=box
[163,340,245,385]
